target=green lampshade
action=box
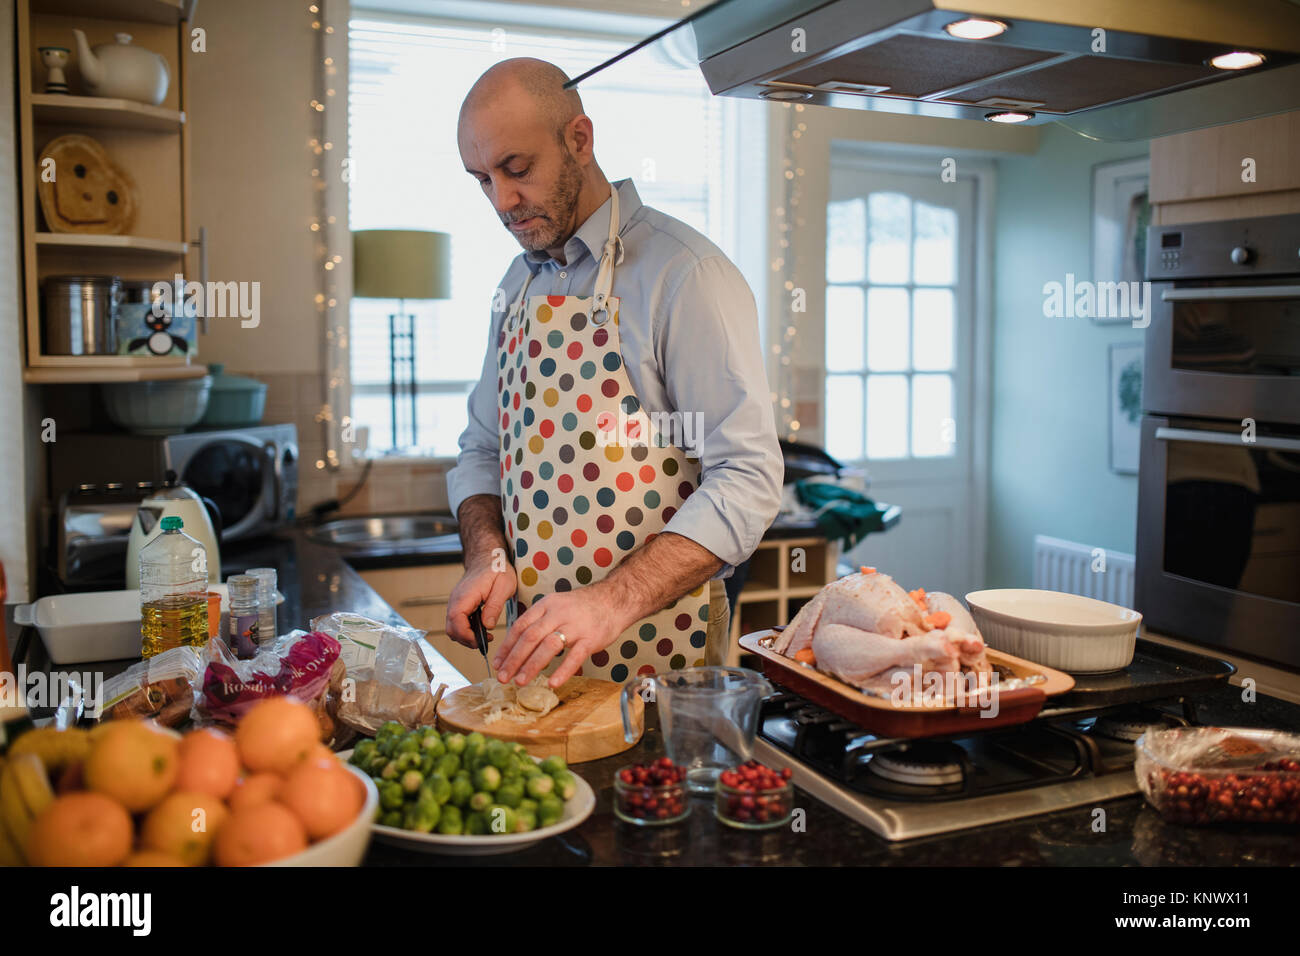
[352,229,451,300]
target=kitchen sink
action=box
[307,513,461,557]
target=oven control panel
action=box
[1146,212,1299,280]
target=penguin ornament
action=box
[128,301,189,356]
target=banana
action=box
[0,810,23,866]
[7,727,90,773]
[0,762,34,850]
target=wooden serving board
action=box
[437,677,643,764]
[739,629,1074,739]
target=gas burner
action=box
[867,743,965,787]
[1090,714,1156,742]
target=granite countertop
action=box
[8,527,1299,866]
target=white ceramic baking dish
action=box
[964,588,1141,674]
[13,584,282,665]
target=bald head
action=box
[459,58,584,144]
[458,58,608,258]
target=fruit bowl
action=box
[268,764,378,867]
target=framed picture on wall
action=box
[1109,342,1143,475]
[1091,157,1150,324]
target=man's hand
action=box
[494,531,723,688]
[493,581,629,688]
[446,554,516,647]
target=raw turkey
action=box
[774,568,990,694]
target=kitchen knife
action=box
[468,605,492,679]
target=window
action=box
[347,13,738,456]
[824,189,959,462]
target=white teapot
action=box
[72,30,170,105]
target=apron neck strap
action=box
[590,185,622,325]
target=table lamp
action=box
[352,229,451,449]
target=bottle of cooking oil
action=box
[139,515,209,658]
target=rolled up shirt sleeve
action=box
[656,256,784,574]
[446,297,508,519]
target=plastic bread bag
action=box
[98,645,204,727]
[310,612,437,734]
[193,630,341,732]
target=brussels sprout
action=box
[516,809,537,832]
[435,753,461,778]
[426,771,452,805]
[511,742,530,757]
[486,739,511,770]
[380,760,400,781]
[380,780,405,810]
[464,732,487,762]
[376,736,397,758]
[469,791,492,813]
[396,736,421,756]
[466,811,488,835]
[367,753,390,775]
[450,774,474,808]
[486,804,517,835]
[436,805,464,835]
[496,781,524,809]
[540,755,567,776]
[397,752,423,772]
[473,765,502,793]
[551,770,578,801]
[380,810,403,828]
[443,732,467,756]
[537,795,564,827]
[352,739,376,765]
[401,769,424,793]
[525,774,554,799]
[377,720,405,739]
[405,795,441,834]
[519,761,543,779]
[503,753,523,777]
[519,798,539,816]
[420,732,446,758]
[419,753,437,776]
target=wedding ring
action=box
[554,631,567,647]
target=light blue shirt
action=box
[446,178,783,574]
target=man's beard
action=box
[502,152,584,253]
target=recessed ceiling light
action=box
[944,18,1007,40]
[984,110,1034,123]
[1209,51,1265,70]
[760,88,813,101]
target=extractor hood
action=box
[566,0,1300,141]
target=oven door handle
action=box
[1155,426,1300,453]
[264,442,282,520]
[1160,285,1300,302]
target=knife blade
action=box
[468,605,493,680]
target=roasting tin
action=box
[739,629,1074,738]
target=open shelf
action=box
[31,0,187,24]
[35,232,188,255]
[32,94,184,131]
[24,361,206,384]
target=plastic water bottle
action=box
[246,567,277,646]
[139,516,209,658]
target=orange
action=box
[27,792,133,867]
[84,720,178,812]
[228,772,283,812]
[280,758,363,840]
[175,728,240,799]
[141,791,231,866]
[213,802,307,866]
[122,850,187,867]
[235,697,320,774]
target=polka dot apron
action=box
[497,187,711,683]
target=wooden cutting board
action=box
[437,677,643,764]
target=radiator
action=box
[1032,535,1135,608]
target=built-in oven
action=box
[1136,213,1300,671]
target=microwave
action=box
[49,424,298,542]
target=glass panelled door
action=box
[824,158,979,594]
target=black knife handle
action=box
[469,606,490,656]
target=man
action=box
[446,57,781,689]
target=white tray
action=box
[14,585,285,665]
